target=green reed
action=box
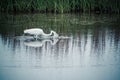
[0,0,120,13]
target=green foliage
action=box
[0,0,120,13]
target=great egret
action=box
[24,28,58,39]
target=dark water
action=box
[0,13,120,80]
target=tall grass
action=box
[0,0,120,13]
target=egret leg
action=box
[33,35,38,40]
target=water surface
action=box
[0,13,120,80]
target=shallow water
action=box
[0,13,120,80]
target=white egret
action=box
[24,28,58,39]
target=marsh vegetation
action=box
[0,0,120,13]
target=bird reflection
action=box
[24,38,59,47]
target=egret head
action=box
[50,30,59,37]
